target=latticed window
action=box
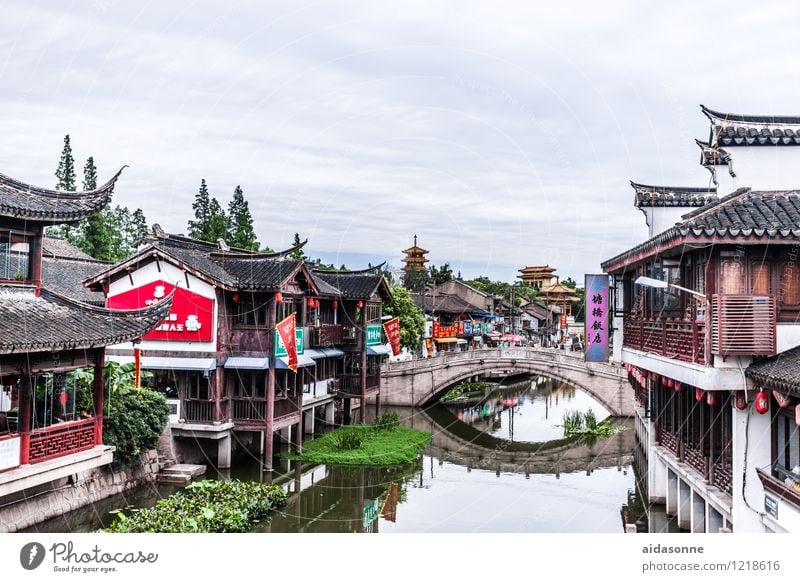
[0,231,31,280]
[276,298,296,322]
[750,262,770,295]
[780,263,800,306]
[719,259,743,295]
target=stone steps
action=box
[156,463,206,485]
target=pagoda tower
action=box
[401,234,429,274]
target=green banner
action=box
[366,323,383,346]
[274,328,304,356]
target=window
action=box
[780,263,800,306]
[0,231,31,280]
[750,262,771,295]
[230,371,265,399]
[30,373,80,429]
[277,298,296,322]
[773,406,800,486]
[365,302,382,323]
[236,300,268,326]
[719,259,744,295]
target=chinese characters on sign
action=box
[584,274,609,363]
[383,317,401,356]
[276,313,298,372]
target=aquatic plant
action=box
[561,409,621,438]
[373,411,400,431]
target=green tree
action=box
[79,156,113,259]
[226,185,259,250]
[430,263,453,285]
[562,277,577,289]
[289,233,308,261]
[402,269,429,292]
[384,284,425,351]
[188,179,212,240]
[82,156,97,190]
[55,134,76,191]
[207,197,228,242]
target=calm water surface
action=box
[25,375,636,533]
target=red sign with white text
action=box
[276,313,298,372]
[107,280,214,342]
[383,317,401,356]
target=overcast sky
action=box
[2,1,799,281]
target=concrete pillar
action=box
[707,506,724,533]
[325,403,335,426]
[280,426,291,446]
[649,437,667,504]
[691,490,706,533]
[217,433,232,469]
[732,405,771,532]
[678,480,691,530]
[666,469,678,515]
[294,420,303,454]
[304,409,316,435]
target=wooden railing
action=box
[232,398,266,422]
[29,418,95,464]
[656,426,733,496]
[310,324,343,347]
[711,294,776,356]
[623,318,706,364]
[182,400,215,423]
[711,457,733,496]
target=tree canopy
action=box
[227,185,259,250]
[384,284,425,351]
[55,135,76,191]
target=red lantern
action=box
[755,391,769,415]
[674,381,683,392]
[275,292,284,304]
[307,297,317,308]
[232,293,240,303]
[357,300,364,308]
[734,391,748,410]
[795,404,800,427]
[706,391,718,406]
[774,390,792,409]
[332,300,338,310]
[695,387,704,401]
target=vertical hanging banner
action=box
[585,274,610,362]
[276,313,298,372]
[134,347,142,390]
[383,317,401,356]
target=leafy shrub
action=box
[334,430,365,450]
[104,480,287,533]
[104,387,170,468]
[374,411,400,431]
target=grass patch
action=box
[103,480,287,533]
[287,425,431,466]
[562,409,624,438]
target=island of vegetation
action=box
[286,412,431,466]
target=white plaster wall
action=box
[714,147,800,195]
[106,259,218,353]
[731,406,771,532]
[777,324,800,353]
[621,348,747,391]
[644,206,698,237]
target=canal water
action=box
[24,375,637,533]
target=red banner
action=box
[134,347,142,390]
[432,321,458,338]
[383,317,401,356]
[276,313,298,373]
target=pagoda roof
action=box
[701,105,800,147]
[518,265,556,273]
[401,245,429,254]
[631,181,717,208]
[84,228,319,294]
[539,282,580,301]
[603,188,800,272]
[0,286,172,354]
[0,167,122,224]
[313,266,392,301]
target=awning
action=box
[366,344,391,356]
[306,347,345,359]
[304,349,326,360]
[470,312,497,319]
[434,338,459,344]
[106,355,217,371]
[224,357,269,370]
[276,354,316,369]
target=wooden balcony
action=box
[711,294,776,356]
[182,400,215,423]
[341,326,358,345]
[310,324,343,347]
[28,418,96,464]
[338,373,380,396]
[623,317,706,364]
[230,397,299,423]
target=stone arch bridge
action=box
[381,347,634,417]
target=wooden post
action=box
[18,374,32,465]
[213,366,224,422]
[294,369,303,453]
[265,297,277,471]
[360,303,367,423]
[93,348,105,446]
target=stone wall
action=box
[0,451,160,533]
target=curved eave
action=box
[0,166,124,223]
[701,104,800,126]
[211,238,308,259]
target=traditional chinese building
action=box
[400,235,429,274]
[0,170,170,507]
[604,105,800,533]
[538,276,580,317]
[84,228,392,471]
[517,265,557,289]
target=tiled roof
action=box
[42,237,95,260]
[695,139,731,167]
[702,105,800,147]
[411,292,483,314]
[0,167,122,223]
[215,255,304,290]
[631,182,717,208]
[0,286,171,354]
[746,347,800,395]
[308,271,342,297]
[314,271,384,300]
[602,189,800,271]
[42,257,108,304]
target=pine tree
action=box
[226,185,259,250]
[188,179,212,240]
[207,197,228,243]
[82,156,97,190]
[289,233,308,261]
[80,157,111,259]
[55,135,76,191]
